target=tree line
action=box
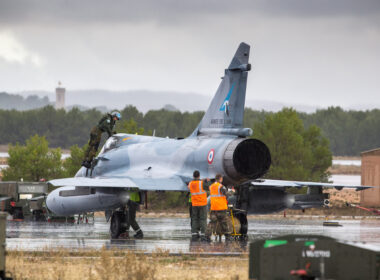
[0,92,50,110]
[0,105,379,156]
[3,107,332,207]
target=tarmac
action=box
[5,217,380,254]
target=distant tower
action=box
[55,81,65,110]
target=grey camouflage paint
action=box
[47,42,371,216]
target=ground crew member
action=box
[188,170,209,241]
[82,111,121,168]
[206,173,231,241]
[188,194,192,227]
[126,190,144,239]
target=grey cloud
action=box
[0,0,379,110]
[0,0,379,26]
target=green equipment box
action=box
[0,212,5,278]
[249,235,380,280]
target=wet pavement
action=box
[6,217,380,254]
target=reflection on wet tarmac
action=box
[6,217,380,254]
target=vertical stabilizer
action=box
[191,42,251,137]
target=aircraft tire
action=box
[33,210,46,222]
[13,208,24,220]
[110,211,124,239]
[236,213,248,235]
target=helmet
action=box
[111,111,121,120]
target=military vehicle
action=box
[249,234,380,280]
[0,182,48,220]
[0,212,12,279]
[47,42,371,239]
[29,195,47,221]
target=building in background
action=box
[361,148,380,206]
[55,82,65,110]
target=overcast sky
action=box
[0,0,379,109]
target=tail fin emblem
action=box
[219,83,235,114]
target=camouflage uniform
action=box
[206,185,231,238]
[207,210,230,236]
[84,114,117,164]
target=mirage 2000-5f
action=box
[47,43,371,238]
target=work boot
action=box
[191,233,200,241]
[119,231,129,239]
[134,229,143,239]
[225,234,233,242]
[81,160,91,168]
[201,235,211,242]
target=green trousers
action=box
[191,205,207,235]
[84,126,102,162]
[206,210,230,237]
[126,201,141,232]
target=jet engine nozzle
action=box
[223,138,271,183]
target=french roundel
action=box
[207,149,215,164]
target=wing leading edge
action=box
[49,176,188,191]
[250,179,372,191]
[49,177,371,192]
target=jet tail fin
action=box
[191,42,251,137]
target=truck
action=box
[0,182,48,220]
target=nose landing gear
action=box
[110,210,128,239]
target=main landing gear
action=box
[230,184,250,241]
[232,210,248,241]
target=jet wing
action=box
[49,176,188,191]
[250,179,372,191]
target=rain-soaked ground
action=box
[6,217,380,254]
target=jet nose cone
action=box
[46,189,62,215]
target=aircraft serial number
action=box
[211,119,232,124]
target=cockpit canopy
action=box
[99,136,121,155]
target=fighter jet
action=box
[47,42,370,238]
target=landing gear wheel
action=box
[110,212,123,239]
[236,213,248,241]
[33,210,46,222]
[13,208,24,220]
[110,211,127,239]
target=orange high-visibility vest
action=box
[210,182,228,211]
[188,180,207,206]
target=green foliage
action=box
[143,109,203,138]
[63,145,87,177]
[0,92,50,110]
[253,108,332,182]
[120,105,144,126]
[3,135,63,181]
[1,104,380,156]
[300,107,380,156]
[0,106,102,148]
[116,119,146,135]
[148,192,188,210]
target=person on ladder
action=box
[82,111,121,168]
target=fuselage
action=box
[77,133,241,185]
[46,132,272,216]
